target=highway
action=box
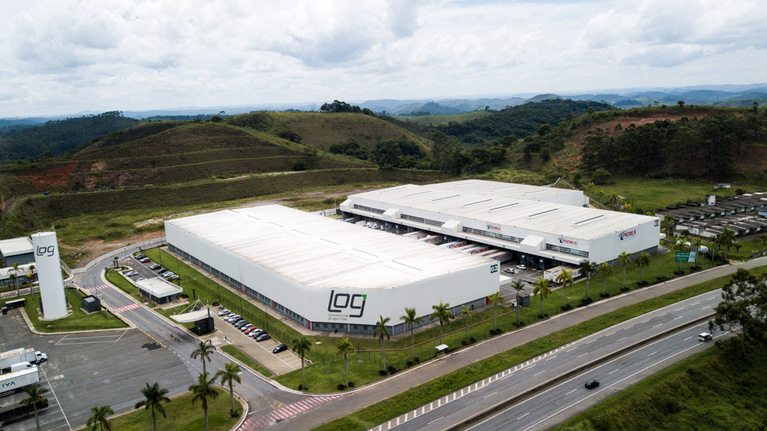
[373,290,721,431]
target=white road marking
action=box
[428,417,444,425]
[565,389,577,396]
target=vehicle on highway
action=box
[273,344,288,354]
[149,264,161,270]
[698,332,713,342]
[218,309,230,316]
[250,329,265,338]
[585,379,600,389]
[256,333,271,342]
[140,257,151,263]
[516,264,527,270]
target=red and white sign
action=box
[618,229,637,241]
[486,224,501,232]
[557,237,578,247]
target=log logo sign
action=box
[327,290,367,320]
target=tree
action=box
[430,301,454,344]
[672,240,688,272]
[216,363,241,417]
[691,237,703,266]
[596,262,613,296]
[511,280,524,326]
[135,382,171,431]
[636,252,651,283]
[373,315,391,370]
[488,291,504,331]
[292,336,312,389]
[22,382,49,431]
[578,260,597,300]
[191,340,216,375]
[532,277,551,317]
[86,405,114,431]
[717,226,736,260]
[662,215,676,242]
[12,262,19,297]
[556,269,574,308]
[461,305,473,341]
[709,269,767,357]
[400,307,423,362]
[189,372,219,431]
[336,338,355,387]
[592,167,611,185]
[617,251,632,289]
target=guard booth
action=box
[518,292,531,307]
[81,295,101,313]
[171,301,216,335]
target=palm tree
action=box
[86,405,114,431]
[135,382,171,431]
[578,260,597,300]
[12,262,19,297]
[617,251,631,289]
[336,338,355,387]
[532,277,550,317]
[511,280,524,327]
[636,252,651,283]
[596,262,613,296]
[29,264,37,300]
[292,336,311,389]
[191,340,216,375]
[21,383,49,431]
[430,301,454,344]
[215,362,241,417]
[400,307,423,362]
[373,315,391,370]
[691,237,703,266]
[488,291,504,331]
[662,215,676,243]
[718,226,736,260]
[671,239,687,272]
[189,372,218,431]
[461,305,472,341]
[555,269,573,308]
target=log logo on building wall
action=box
[327,290,367,319]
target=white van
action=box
[698,332,712,342]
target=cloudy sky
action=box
[1,0,765,117]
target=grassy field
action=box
[600,177,747,212]
[3,288,128,332]
[311,267,767,431]
[109,387,241,431]
[221,345,273,378]
[553,339,767,431]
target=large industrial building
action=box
[165,205,500,334]
[340,180,660,268]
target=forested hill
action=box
[434,99,614,146]
[0,111,139,161]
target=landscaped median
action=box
[310,267,767,431]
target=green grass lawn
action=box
[312,267,767,431]
[109,387,241,431]
[598,177,746,213]
[221,345,273,377]
[553,338,767,431]
[3,288,128,332]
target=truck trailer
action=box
[0,367,40,396]
[0,348,47,374]
[0,390,48,427]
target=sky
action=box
[1,0,766,117]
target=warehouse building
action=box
[0,237,35,267]
[136,278,183,304]
[341,180,660,268]
[165,205,499,334]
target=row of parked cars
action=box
[132,254,179,280]
[219,309,288,354]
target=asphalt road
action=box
[382,290,721,431]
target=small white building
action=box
[165,205,499,334]
[136,278,183,304]
[341,180,660,269]
[0,237,35,267]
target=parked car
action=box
[273,344,288,354]
[226,315,240,323]
[585,379,600,389]
[503,268,515,274]
[256,333,271,342]
[156,267,167,273]
[218,309,231,316]
[167,274,179,280]
[140,257,151,263]
[250,329,265,338]
[515,264,526,270]
[162,272,175,279]
[149,264,161,270]
[698,332,713,342]
[136,277,146,282]
[123,270,138,276]
[235,320,250,329]
[240,324,253,331]
[134,254,146,260]
[244,327,259,335]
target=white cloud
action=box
[0,0,765,117]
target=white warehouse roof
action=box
[345,181,654,241]
[136,277,182,298]
[0,237,34,257]
[165,205,489,291]
[426,179,587,205]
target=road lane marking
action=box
[577,353,588,358]
[428,417,444,425]
[565,389,577,396]
[608,369,619,375]
[517,412,530,420]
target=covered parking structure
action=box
[136,278,182,304]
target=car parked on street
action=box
[273,344,288,354]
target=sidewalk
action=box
[272,257,767,431]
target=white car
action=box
[516,264,527,270]
[218,309,231,316]
[503,268,515,274]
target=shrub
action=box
[348,382,354,388]
[470,336,476,343]
[378,369,387,376]
[387,365,397,375]
[337,383,346,390]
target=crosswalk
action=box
[114,303,141,313]
[84,284,109,293]
[239,395,344,429]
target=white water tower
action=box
[31,232,68,319]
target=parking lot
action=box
[0,308,191,430]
